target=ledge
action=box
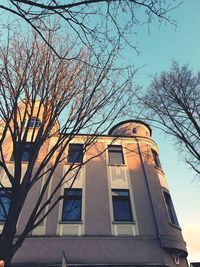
[159,235,188,257]
[107,164,126,167]
[169,222,182,231]
[112,221,136,224]
[59,221,83,224]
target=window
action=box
[163,191,179,226]
[112,189,133,221]
[132,127,137,134]
[152,149,162,168]
[0,189,11,222]
[27,117,41,128]
[68,144,83,164]
[11,142,33,162]
[62,189,82,221]
[108,145,124,165]
[21,142,33,161]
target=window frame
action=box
[61,188,82,222]
[163,191,179,227]
[11,142,33,162]
[112,189,133,222]
[67,144,84,164]
[108,145,125,165]
[151,149,162,168]
[0,188,11,222]
[132,127,137,134]
[27,117,41,128]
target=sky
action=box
[0,0,199,264]
[127,0,200,263]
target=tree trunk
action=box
[0,235,14,267]
[0,195,25,267]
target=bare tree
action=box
[138,62,200,176]
[0,30,135,266]
[0,0,179,58]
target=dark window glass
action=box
[68,144,83,164]
[132,128,137,134]
[62,189,82,221]
[0,189,11,221]
[108,145,124,165]
[163,191,179,226]
[152,149,162,168]
[11,142,33,162]
[112,189,133,221]
[21,142,32,161]
[28,117,41,128]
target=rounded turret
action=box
[108,120,152,138]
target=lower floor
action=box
[12,236,188,267]
[12,265,182,267]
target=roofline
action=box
[62,132,157,148]
[108,120,152,136]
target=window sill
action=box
[9,161,29,164]
[59,221,83,224]
[112,221,135,224]
[108,164,126,167]
[65,162,83,165]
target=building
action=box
[0,112,188,266]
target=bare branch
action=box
[136,61,200,176]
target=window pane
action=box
[108,146,124,165]
[68,150,82,163]
[22,143,32,162]
[62,199,81,221]
[0,190,11,221]
[108,145,122,151]
[152,149,162,168]
[62,189,82,221]
[68,144,83,163]
[132,128,137,134]
[65,189,82,196]
[28,119,35,128]
[28,117,41,128]
[70,144,83,150]
[21,151,30,162]
[163,191,179,226]
[112,190,133,221]
[112,190,129,197]
[11,142,32,162]
[113,199,132,221]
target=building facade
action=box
[0,117,188,267]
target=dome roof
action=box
[108,120,152,137]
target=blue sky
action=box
[128,0,200,263]
[126,0,200,74]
